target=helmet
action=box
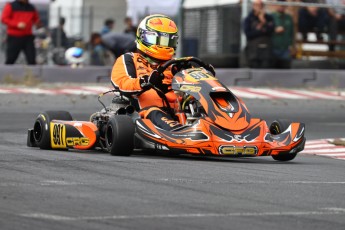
[136,14,178,61]
[65,47,85,65]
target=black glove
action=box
[139,70,164,90]
[205,63,216,76]
[171,62,192,76]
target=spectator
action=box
[101,32,136,59]
[124,16,137,36]
[271,0,294,69]
[50,17,69,48]
[243,0,275,68]
[1,0,40,65]
[89,32,107,66]
[298,3,328,41]
[326,0,345,51]
[101,19,115,35]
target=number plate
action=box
[50,123,66,148]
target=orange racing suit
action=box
[111,52,181,130]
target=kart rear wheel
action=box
[270,119,297,161]
[105,115,134,156]
[33,111,73,149]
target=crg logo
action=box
[66,137,90,147]
[219,146,258,155]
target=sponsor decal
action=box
[171,132,209,140]
[39,114,46,121]
[219,145,258,155]
[161,117,181,128]
[234,135,242,141]
[50,123,66,148]
[189,71,210,80]
[66,137,90,147]
[180,85,201,93]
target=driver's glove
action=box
[139,70,164,90]
[171,62,192,76]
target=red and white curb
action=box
[0,86,344,100]
[302,138,345,160]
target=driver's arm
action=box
[111,53,142,93]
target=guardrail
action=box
[1,65,345,88]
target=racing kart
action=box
[27,57,306,161]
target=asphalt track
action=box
[0,94,345,230]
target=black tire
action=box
[33,111,73,149]
[105,115,134,156]
[269,119,297,161]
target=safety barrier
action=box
[1,65,345,88]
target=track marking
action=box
[303,139,345,160]
[20,207,345,221]
[0,86,344,100]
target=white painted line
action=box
[230,88,269,99]
[317,153,345,157]
[250,88,308,99]
[302,148,345,154]
[16,88,57,95]
[57,89,95,95]
[0,89,12,94]
[306,139,332,145]
[20,207,345,221]
[40,180,85,186]
[304,144,336,150]
[81,86,111,93]
[293,90,344,100]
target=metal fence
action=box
[182,4,241,68]
[0,4,127,65]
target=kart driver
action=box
[111,14,214,131]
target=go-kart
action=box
[27,57,305,161]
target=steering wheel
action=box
[156,56,211,75]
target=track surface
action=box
[1,94,345,230]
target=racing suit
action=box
[111,52,182,131]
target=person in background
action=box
[243,0,275,68]
[271,0,294,69]
[326,0,345,51]
[1,0,40,65]
[101,31,136,59]
[51,17,68,49]
[124,16,137,36]
[298,2,328,41]
[89,32,107,66]
[101,19,115,35]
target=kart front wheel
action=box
[270,119,297,161]
[105,115,134,156]
[33,111,73,149]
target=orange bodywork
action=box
[136,117,305,157]
[135,67,305,157]
[49,120,98,150]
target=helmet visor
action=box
[141,30,178,48]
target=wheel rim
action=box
[33,120,43,142]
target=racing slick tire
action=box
[269,119,297,161]
[105,115,135,156]
[33,111,73,150]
